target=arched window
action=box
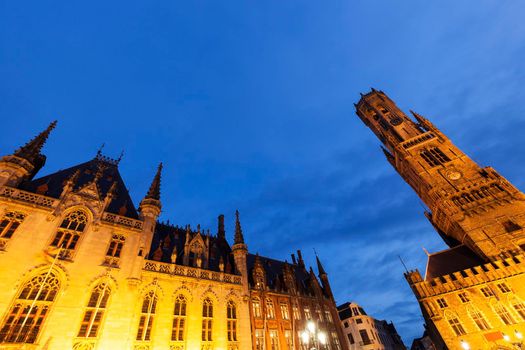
[104,234,125,267]
[0,270,60,343]
[171,295,187,341]
[510,298,525,320]
[280,302,289,320]
[493,303,516,325]
[266,298,275,319]
[202,298,213,341]
[0,211,25,250]
[252,297,261,318]
[445,312,466,336]
[77,283,111,338]
[227,300,237,342]
[50,210,88,259]
[136,290,158,341]
[467,305,490,331]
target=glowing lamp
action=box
[460,340,470,350]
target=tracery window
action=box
[280,302,289,320]
[0,211,25,249]
[136,290,158,341]
[446,313,466,336]
[420,147,450,167]
[50,210,88,259]
[227,300,237,342]
[266,298,275,319]
[467,306,490,331]
[292,303,301,320]
[252,297,262,318]
[511,299,525,320]
[0,270,60,344]
[494,304,515,325]
[202,298,213,341]
[104,234,125,267]
[77,283,111,338]
[171,294,187,341]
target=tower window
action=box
[420,147,451,167]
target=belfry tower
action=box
[355,89,525,261]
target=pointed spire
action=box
[145,162,163,201]
[315,253,327,276]
[217,214,225,239]
[234,210,245,245]
[14,120,57,163]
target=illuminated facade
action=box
[0,122,346,350]
[355,90,525,349]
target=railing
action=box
[0,186,58,208]
[401,131,435,149]
[143,260,242,285]
[102,213,143,230]
[102,256,120,268]
[169,343,185,350]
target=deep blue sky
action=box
[2,1,525,344]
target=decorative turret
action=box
[217,214,226,240]
[232,210,248,293]
[0,121,57,186]
[316,253,334,300]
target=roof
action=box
[147,222,237,273]
[424,244,485,280]
[19,156,139,219]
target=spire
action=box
[14,120,57,163]
[316,253,327,276]
[217,214,225,239]
[234,210,245,245]
[145,162,163,201]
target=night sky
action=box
[2,1,525,344]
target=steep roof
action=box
[19,156,138,219]
[424,244,485,280]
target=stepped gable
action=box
[247,253,314,295]
[19,155,138,219]
[424,244,485,281]
[148,222,237,273]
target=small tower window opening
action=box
[0,271,60,344]
[0,211,25,245]
[77,283,111,338]
[252,297,262,318]
[171,295,187,341]
[503,220,522,233]
[136,290,158,341]
[494,304,516,325]
[280,302,290,320]
[420,147,450,167]
[227,300,237,342]
[201,297,213,341]
[266,298,275,319]
[446,313,466,336]
[50,210,88,259]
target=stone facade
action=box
[0,122,346,350]
[355,90,525,350]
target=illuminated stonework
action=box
[356,90,525,349]
[0,123,346,350]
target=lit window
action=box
[0,211,25,249]
[202,298,213,341]
[227,300,237,342]
[315,306,323,321]
[458,292,470,303]
[304,307,311,320]
[436,298,448,308]
[446,314,466,336]
[480,287,495,298]
[255,330,264,350]
[0,271,60,343]
[332,331,342,350]
[269,330,279,350]
[50,210,88,260]
[136,290,157,341]
[347,332,355,344]
[511,300,525,320]
[266,298,275,319]
[420,147,450,167]
[497,283,511,293]
[467,306,490,331]
[292,304,301,320]
[324,310,333,322]
[252,297,261,318]
[171,295,187,341]
[104,234,125,267]
[494,304,516,325]
[78,283,111,338]
[280,302,290,320]
[284,330,292,349]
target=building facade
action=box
[337,302,405,350]
[0,122,346,350]
[355,90,525,349]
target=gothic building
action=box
[355,90,525,349]
[0,122,346,350]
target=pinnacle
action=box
[234,210,245,245]
[145,162,163,201]
[14,120,57,163]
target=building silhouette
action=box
[0,122,346,350]
[355,90,525,349]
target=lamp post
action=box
[503,330,524,349]
[460,339,470,350]
[301,321,327,350]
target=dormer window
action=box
[50,210,88,260]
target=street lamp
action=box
[503,330,524,350]
[301,321,327,350]
[460,340,470,350]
